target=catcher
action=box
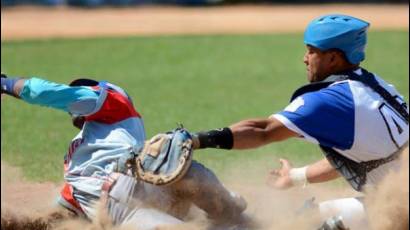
[182,14,409,229]
[0,74,247,229]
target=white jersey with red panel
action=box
[18,78,145,218]
[62,82,145,218]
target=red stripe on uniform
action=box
[85,89,141,124]
[60,183,83,213]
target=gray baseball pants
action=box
[106,160,246,230]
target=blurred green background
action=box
[1,31,408,185]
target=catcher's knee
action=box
[297,197,368,230]
[318,197,368,229]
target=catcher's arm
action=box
[305,157,340,183]
[192,117,299,150]
[229,117,299,149]
[267,158,340,190]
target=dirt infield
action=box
[2,152,409,230]
[0,161,361,230]
[1,4,409,41]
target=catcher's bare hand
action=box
[266,158,294,190]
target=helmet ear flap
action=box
[69,78,99,87]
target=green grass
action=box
[1,31,408,184]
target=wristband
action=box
[289,166,308,187]
[1,76,21,97]
[195,127,234,150]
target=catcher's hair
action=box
[324,48,359,69]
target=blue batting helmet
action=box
[304,14,370,64]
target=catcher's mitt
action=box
[134,127,194,186]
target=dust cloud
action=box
[1,149,409,230]
[364,147,409,230]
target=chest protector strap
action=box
[342,68,409,123]
[320,144,405,191]
[291,68,408,191]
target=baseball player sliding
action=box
[186,14,409,229]
[0,76,248,229]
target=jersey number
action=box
[379,103,408,148]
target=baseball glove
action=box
[134,127,194,186]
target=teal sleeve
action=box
[19,77,100,114]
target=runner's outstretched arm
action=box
[1,75,98,114]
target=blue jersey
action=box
[272,69,408,186]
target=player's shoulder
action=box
[300,81,353,105]
[283,82,354,118]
